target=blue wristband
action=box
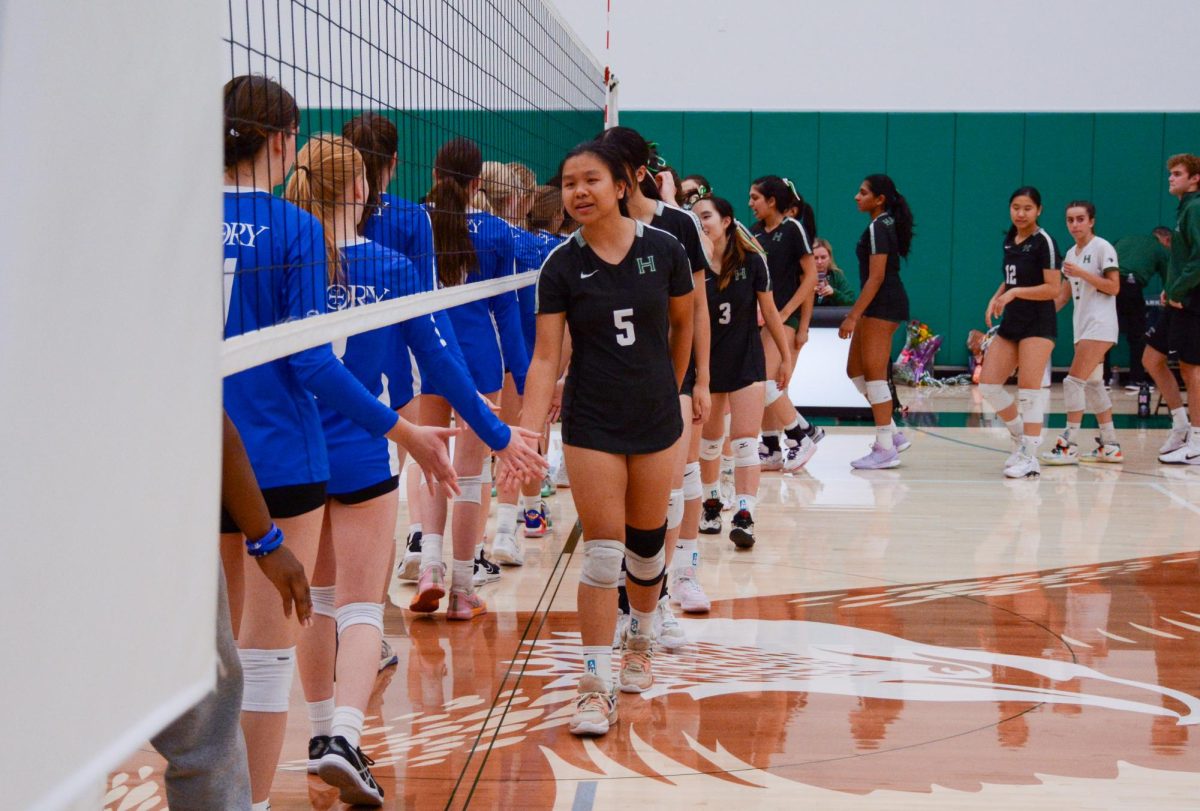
[245,523,284,557]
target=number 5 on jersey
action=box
[613,308,636,346]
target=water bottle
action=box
[1138,381,1151,418]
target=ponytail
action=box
[342,113,398,233]
[700,196,766,290]
[223,75,298,169]
[283,134,364,286]
[864,174,914,258]
[427,138,483,288]
[750,175,798,219]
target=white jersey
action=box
[1065,236,1119,343]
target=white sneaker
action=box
[611,612,630,650]
[699,498,723,534]
[1004,434,1023,468]
[1160,427,1190,455]
[719,478,736,512]
[672,568,711,614]
[783,437,817,471]
[1040,436,1079,466]
[472,549,501,587]
[1159,443,1200,465]
[1004,449,1041,479]
[492,530,524,566]
[396,531,422,582]
[654,596,687,651]
[1081,438,1123,464]
[569,674,617,736]
[760,449,783,471]
[619,632,655,693]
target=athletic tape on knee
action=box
[699,436,723,461]
[851,375,868,397]
[579,540,624,589]
[764,380,783,405]
[1062,375,1087,414]
[335,602,384,635]
[1018,388,1043,425]
[683,462,702,501]
[310,585,337,619]
[979,383,1014,412]
[666,488,684,530]
[865,379,892,405]
[1085,378,1112,414]
[239,647,296,713]
[732,436,759,467]
[624,524,666,587]
[453,475,482,504]
[479,464,492,486]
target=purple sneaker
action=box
[893,431,911,452]
[851,442,901,470]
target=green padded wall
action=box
[623,111,1200,368]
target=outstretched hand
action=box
[256,546,313,626]
[494,426,548,490]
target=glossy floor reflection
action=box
[111,418,1200,809]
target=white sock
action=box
[251,801,271,811]
[629,606,656,639]
[520,494,535,511]
[720,455,734,479]
[875,424,895,446]
[420,533,443,569]
[1004,417,1023,438]
[1173,407,1189,429]
[782,415,800,431]
[795,412,810,430]
[307,697,335,738]
[736,493,757,515]
[1063,422,1080,442]
[702,480,720,501]
[496,502,519,534]
[1099,421,1118,444]
[331,705,365,748]
[581,645,613,692]
[1191,427,1200,448]
[409,522,422,536]
[1022,434,1043,452]
[675,538,699,571]
[452,558,474,592]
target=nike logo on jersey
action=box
[223,222,270,247]
[580,268,600,279]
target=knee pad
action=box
[239,647,296,713]
[979,383,1014,412]
[666,488,684,530]
[682,462,702,501]
[624,524,666,587]
[310,585,337,619]
[865,379,892,405]
[732,436,759,467]
[699,436,723,461]
[335,602,384,635]
[453,475,482,504]
[851,375,868,397]
[1018,388,1043,425]
[579,539,624,589]
[1062,375,1087,413]
[764,380,783,406]
[1085,378,1112,414]
[1087,363,1104,383]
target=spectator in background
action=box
[813,238,856,306]
[1110,226,1171,389]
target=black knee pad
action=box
[624,523,667,587]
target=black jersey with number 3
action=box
[752,217,812,313]
[537,220,693,454]
[707,250,770,393]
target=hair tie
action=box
[228,127,240,137]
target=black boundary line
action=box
[442,518,581,810]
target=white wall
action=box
[551,0,1198,111]
[0,3,222,810]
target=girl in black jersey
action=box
[521,140,694,736]
[749,176,819,470]
[693,196,792,549]
[596,126,712,641]
[840,174,915,470]
[978,186,1061,478]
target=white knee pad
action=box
[979,383,1014,412]
[579,540,624,589]
[699,436,723,461]
[624,546,666,587]
[1087,363,1104,382]
[453,475,482,504]
[239,647,296,713]
[1085,378,1112,414]
[666,488,685,530]
[732,436,759,467]
[682,462,702,501]
[764,380,783,405]
[1018,388,1043,424]
[851,375,868,397]
[865,379,892,405]
[1062,375,1087,413]
[310,585,337,619]
[335,602,384,635]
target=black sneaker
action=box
[473,549,501,587]
[307,734,330,774]
[317,735,383,806]
[699,498,722,534]
[397,531,422,581]
[802,423,826,444]
[729,510,755,549]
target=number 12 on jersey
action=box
[613,308,636,346]
[1004,263,1017,285]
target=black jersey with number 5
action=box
[751,217,812,313]
[536,220,694,454]
[707,251,770,393]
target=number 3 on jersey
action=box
[1004,263,1017,285]
[613,308,636,346]
[718,302,732,325]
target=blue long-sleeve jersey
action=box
[513,227,566,353]
[222,187,396,489]
[321,239,510,493]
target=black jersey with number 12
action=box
[537,220,694,454]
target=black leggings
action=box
[1109,278,1147,384]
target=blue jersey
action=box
[423,208,529,396]
[222,187,397,489]
[512,226,565,355]
[321,239,511,494]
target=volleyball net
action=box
[222,0,604,376]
